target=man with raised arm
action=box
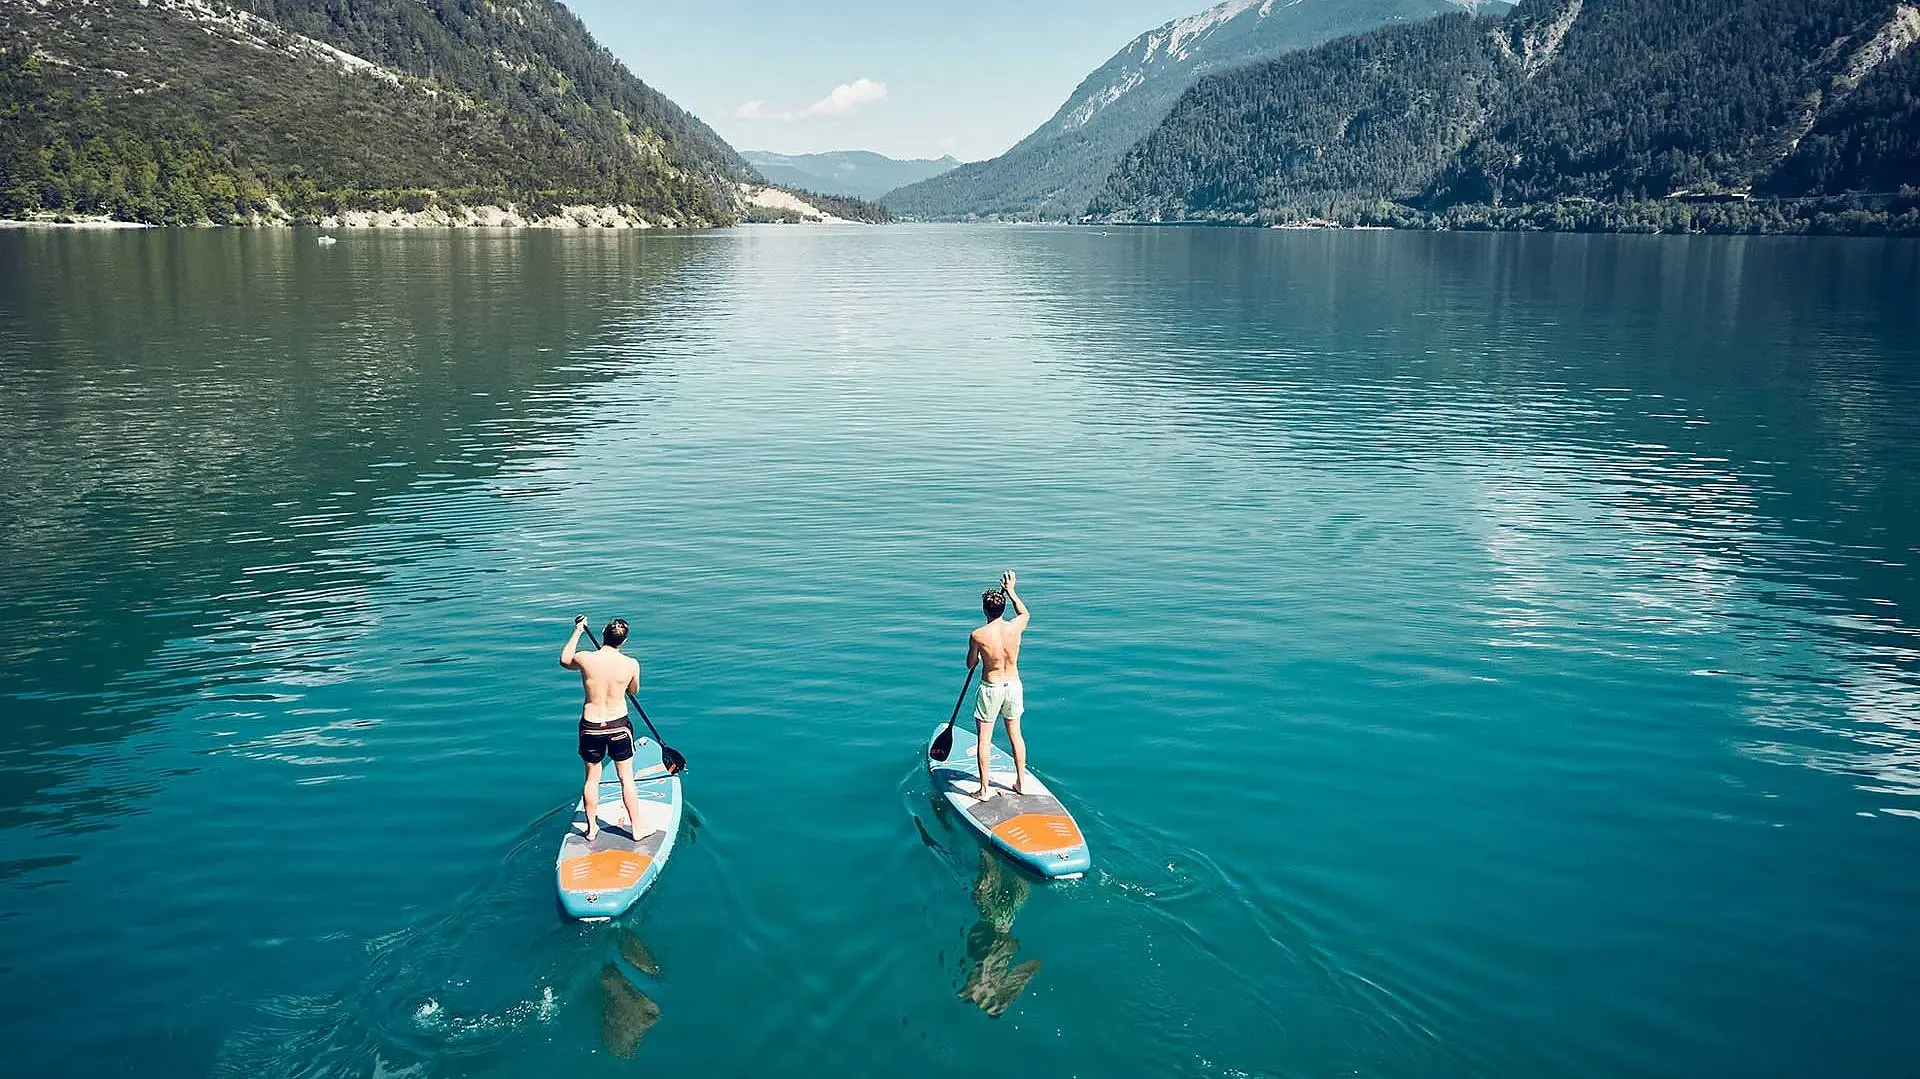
[965,570,1032,800]
[561,615,643,842]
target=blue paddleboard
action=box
[555,738,683,921]
[928,722,1090,878]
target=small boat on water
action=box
[317,235,338,245]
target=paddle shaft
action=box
[930,665,976,761]
[581,623,678,762]
[947,665,976,730]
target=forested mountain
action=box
[1090,0,1920,232]
[883,0,1492,220]
[741,150,960,200]
[1,0,753,225]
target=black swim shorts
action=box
[578,723,635,764]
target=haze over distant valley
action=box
[739,151,960,201]
[884,0,1498,220]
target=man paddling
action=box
[966,571,1031,800]
[561,616,643,842]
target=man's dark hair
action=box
[603,619,630,647]
[982,590,1007,620]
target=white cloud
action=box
[734,78,888,122]
[810,78,888,116]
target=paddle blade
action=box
[929,723,955,762]
[661,746,688,774]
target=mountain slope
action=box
[883,0,1492,220]
[1427,0,1920,203]
[741,150,959,200]
[1,0,750,225]
[1091,8,1516,220]
[1090,0,1920,230]
[1761,7,1920,196]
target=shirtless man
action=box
[965,571,1031,800]
[561,615,643,842]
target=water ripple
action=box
[3,228,1919,1079]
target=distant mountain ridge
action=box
[741,150,959,200]
[1,0,751,225]
[884,0,1498,219]
[1088,0,1920,233]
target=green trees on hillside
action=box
[1428,0,1907,205]
[884,0,1468,219]
[786,190,893,223]
[228,0,748,184]
[1762,43,1920,196]
[2,0,744,224]
[1090,12,1511,221]
[1088,0,1920,234]
[0,53,272,224]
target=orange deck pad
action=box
[559,850,654,893]
[991,813,1085,854]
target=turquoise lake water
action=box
[2,226,1918,1077]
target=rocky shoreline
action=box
[1,185,864,229]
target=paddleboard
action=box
[928,722,1090,879]
[556,737,683,921]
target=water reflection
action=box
[995,227,1920,814]
[600,930,665,1060]
[956,849,1041,1018]
[0,229,712,823]
[10,225,1920,1079]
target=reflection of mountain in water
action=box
[992,229,1920,809]
[0,230,709,825]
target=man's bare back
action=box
[969,616,1025,684]
[571,640,639,723]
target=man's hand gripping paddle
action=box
[582,619,687,775]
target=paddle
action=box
[928,664,976,763]
[581,620,687,775]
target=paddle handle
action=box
[582,622,669,746]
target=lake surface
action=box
[3,225,1918,1078]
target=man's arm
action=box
[1003,571,1030,629]
[965,632,981,670]
[627,658,640,698]
[560,616,587,669]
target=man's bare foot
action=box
[973,780,997,801]
[584,823,599,842]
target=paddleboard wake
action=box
[928,722,1090,879]
[556,738,683,921]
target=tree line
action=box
[2,0,747,225]
[1089,0,1920,235]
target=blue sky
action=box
[564,0,1204,162]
